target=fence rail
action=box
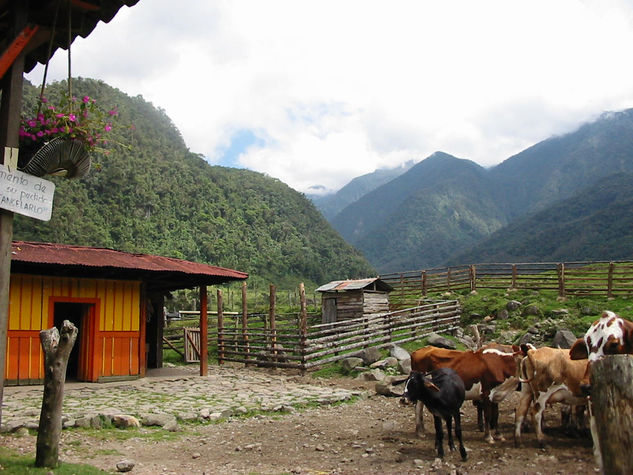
[381,260,633,307]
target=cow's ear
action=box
[424,381,440,392]
[569,338,588,360]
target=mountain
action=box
[328,111,633,273]
[331,153,506,271]
[448,173,633,264]
[13,79,376,287]
[310,161,415,220]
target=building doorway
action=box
[53,302,95,381]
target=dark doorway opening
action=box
[53,302,91,381]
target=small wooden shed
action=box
[316,278,392,323]
[5,241,247,385]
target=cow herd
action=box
[399,310,633,463]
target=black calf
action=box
[403,368,467,460]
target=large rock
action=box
[375,375,408,397]
[552,329,578,349]
[390,345,410,361]
[112,414,140,429]
[426,333,457,349]
[398,358,411,375]
[141,413,177,428]
[360,347,382,365]
[341,357,364,372]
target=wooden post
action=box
[299,283,308,374]
[557,263,565,298]
[35,321,78,468]
[421,271,427,297]
[607,261,614,298]
[241,281,249,360]
[470,265,476,292]
[269,284,277,359]
[199,285,208,376]
[0,1,27,427]
[511,264,517,289]
[446,267,451,291]
[590,355,633,474]
[217,289,224,365]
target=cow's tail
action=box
[517,356,532,384]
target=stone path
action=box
[0,365,365,433]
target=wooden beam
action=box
[0,24,39,80]
[70,0,101,11]
[0,1,28,429]
[199,285,208,376]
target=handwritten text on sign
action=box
[0,164,55,221]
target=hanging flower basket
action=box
[20,136,90,178]
[18,94,118,178]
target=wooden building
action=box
[4,241,247,385]
[316,278,392,323]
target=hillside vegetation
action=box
[14,79,376,287]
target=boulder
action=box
[522,305,541,317]
[426,333,456,349]
[112,414,141,429]
[340,357,364,372]
[552,329,578,349]
[506,300,522,311]
[141,413,177,428]
[360,347,382,365]
[390,345,410,361]
[375,375,408,397]
[397,358,411,375]
[370,357,398,369]
[116,459,135,473]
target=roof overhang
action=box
[11,241,248,293]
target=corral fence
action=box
[218,299,460,371]
[381,260,633,308]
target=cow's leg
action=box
[491,403,505,441]
[481,397,495,444]
[531,394,548,448]
[473,400,484,432]
[445,414,455,452]
[415,401,425,437]
[454,410,467,461]
[514,383,533,447]
[433,415,444,458]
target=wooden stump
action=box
[35,320,78,468]
[590,355,633,475]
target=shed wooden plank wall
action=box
[5,274,142,383]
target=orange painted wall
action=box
[5,274,142,384]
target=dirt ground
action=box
[2,375,598,475]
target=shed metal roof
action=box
[11,241,248,292]
[1,0,140,74]
[316,278,392,293]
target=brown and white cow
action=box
[514,346,588,447]
[409,344,520,443]
[569,310,633,469]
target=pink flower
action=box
[68,114,76,122]
[108,108,118,116]
[104,124,112,132]
[83,96,90,103]
[27,119,37,127]
[36,131,44,137]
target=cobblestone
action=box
[0,365,365,432]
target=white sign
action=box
[0,163,55,221]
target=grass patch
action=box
[0,446,106,474]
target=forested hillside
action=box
[448,173,633,264]
[14,79,376,287]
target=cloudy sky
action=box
[26,0,633,194]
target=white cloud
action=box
[26,0,633,193]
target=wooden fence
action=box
[381,260,633,308]
[217,299,461,371]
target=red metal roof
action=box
[11,241,248,291]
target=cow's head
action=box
[569,310,633,394]
[401,372,439,404]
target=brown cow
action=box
[409,344,520,443]
[514,346,588,447]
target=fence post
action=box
[199,285,208,376]
[447,267,452,291]
[511,264,517,289]
[241,281,250,362]
[557,263,565,298]
[470,265,476,292]
[269,284,277,360]
[590,355,633,474]
[217,289,224,365]
[608,262,614,298]
[422,271,427,297]
[299,282,308,375]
